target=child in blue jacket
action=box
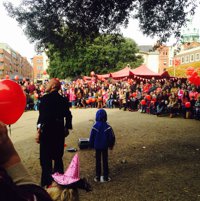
[89,109,115,182]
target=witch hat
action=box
[52,153,80,185]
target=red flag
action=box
[172,58,181,66]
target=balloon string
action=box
[9,125,11,136]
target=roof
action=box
[110,67,134,78]
[131,65,159,76]
[131,65,170,78]
[138,45,154,52]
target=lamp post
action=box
[173,60,176,77]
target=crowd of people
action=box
[21,76,200,120]
[1,76,199,200]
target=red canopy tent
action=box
[131,64,170,78]
[110,67,134,79]
[83,76,92,81]
[96,73,111,80]
[82,65,170,82]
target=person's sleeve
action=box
[65,109,73,129]
[65,99,73,129]
[6,162,37,186]
[89,128,95,148]
[108,127,115,148]
[37,96,44,126]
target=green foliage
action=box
[4,0,198,78]
[135,0,197,42]
[4,0,198,52]
[46,34,143,78]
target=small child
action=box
[89,109,115,182]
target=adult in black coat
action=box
[36,78,72,187]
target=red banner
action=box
[172,58,181,66]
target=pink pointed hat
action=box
[52,153,80,185]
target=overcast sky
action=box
[0,0,199,61]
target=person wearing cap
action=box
[36,78,73,187]
[89,109,115,182]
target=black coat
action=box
[37,91,72,159]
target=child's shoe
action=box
[102,176,111,182]
[94,176,100,182]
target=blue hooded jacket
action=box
[89,109,115,149]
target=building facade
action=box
[168,16,200,67]
[32,52,49,81]
[156,45,170,73]
[0,43,33,80]
[138,51,160,73]
[175,45,200,65]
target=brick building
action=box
[32,53,49,81]
[0,43,33,80]
[156,45,170,73]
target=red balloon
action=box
[191,71,198,78]
[0,80,26,125]
[193,77,200,86]
[188,76,195,83]
[92,98,96,103]
[86,99,90,104]
[186,67,195,76]
[14,75,19,81]
[185,102,191,108]
[98,97,102,101]
[141,99,146,105]
[132,92,137,97]
[145,95,151,101]
[196,77,200,86]
[43,70,47,75]
[5,75,10,80]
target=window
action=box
[0,62,3,66]
[181,57,185,64]
[0,53,3,58]
[37,66,43,70]
[196,53,200,61]
[11,52,17,59]
[185,55,189,63]
[37,59,42,63]
[37,74,42,79]
[190,54,194,62]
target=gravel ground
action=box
[10,109,200,201]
